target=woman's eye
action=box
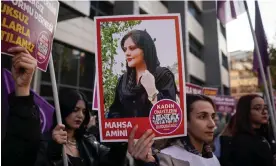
[199,115,205,119]
[130,46,136,50]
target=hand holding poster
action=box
[1,1,59,71]
[95,14,186,142]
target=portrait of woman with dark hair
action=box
[107,29,178,118]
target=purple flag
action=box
[253,1,269,85]
[217,0,245,25]
[2,69,54,133]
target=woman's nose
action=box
[208,118,216,129]
[125,49,131,56]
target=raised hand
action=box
[8,46,37,96]
[140,70,157,97]
[128,125,156,162]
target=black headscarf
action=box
[120,30,170,99]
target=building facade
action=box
[1,1,230,107]
[230,50,260,99]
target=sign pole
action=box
[243,0,276,139]
[49,54,68,166]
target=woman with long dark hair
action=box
[108,30,177,118]
[41,89,127,166]
[156,94,220,166]
[230,94,275,166]
[43,89,156,166]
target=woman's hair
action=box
[220,114,236,137]
[154,94,216,151]
[120,30,160,89]
[186,94,216,121]
[233,94,267,136]
[51,88,91,139]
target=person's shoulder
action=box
[155,67,174,79]
[158,146,190,166]
[160,145,192,162]
[156,67,173,74]
[232,133,260,150]
[233,133,255,142]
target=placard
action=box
[202,87,218,96]
[95,14,186,142]
[209,95,236,113]
[1,1,59,71]
[186,83,203,94]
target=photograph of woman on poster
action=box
[108,29,178,118]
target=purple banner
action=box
[186,83,203,94]
[209,95,236,113]
[2,69,54,133]
[1,1,59,71]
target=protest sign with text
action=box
[203,87,218,96]
[1,1,59,71]
[186,83,203,94]
[209,95,236,113]
[95,14,186,142]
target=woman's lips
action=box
[75,120,82,125]
[127,58,133,62]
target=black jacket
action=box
[230,132,275,166]
[38,132,128,166]
[2,92,129,166]
[2,92,41,166]
[218,136,233,166]
[108,67,177,118]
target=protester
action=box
[214,114,235,166]
[39,85,155,165]
[2,46,156,166]
[108,29,177,118]
[156,94,220,166]
[2,46,40,166]
[230,94,275,166]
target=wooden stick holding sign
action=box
[49,55,68,166]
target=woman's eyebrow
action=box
[252,104,262,107]
[196,111,208,115]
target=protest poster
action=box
[209,95,236,114]
[202,87,218,96]
[1,1,59,71]
[95,14,186,142]
[186,83,203,94]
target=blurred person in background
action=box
[230,94,275,166]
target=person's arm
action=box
[2,46,40,166]
[140,69,177,105]
[108,76,123,118]
[98,142,128,166]
[2,92,41,166]
[155,69,177,102]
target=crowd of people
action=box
[2,46,276,166]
